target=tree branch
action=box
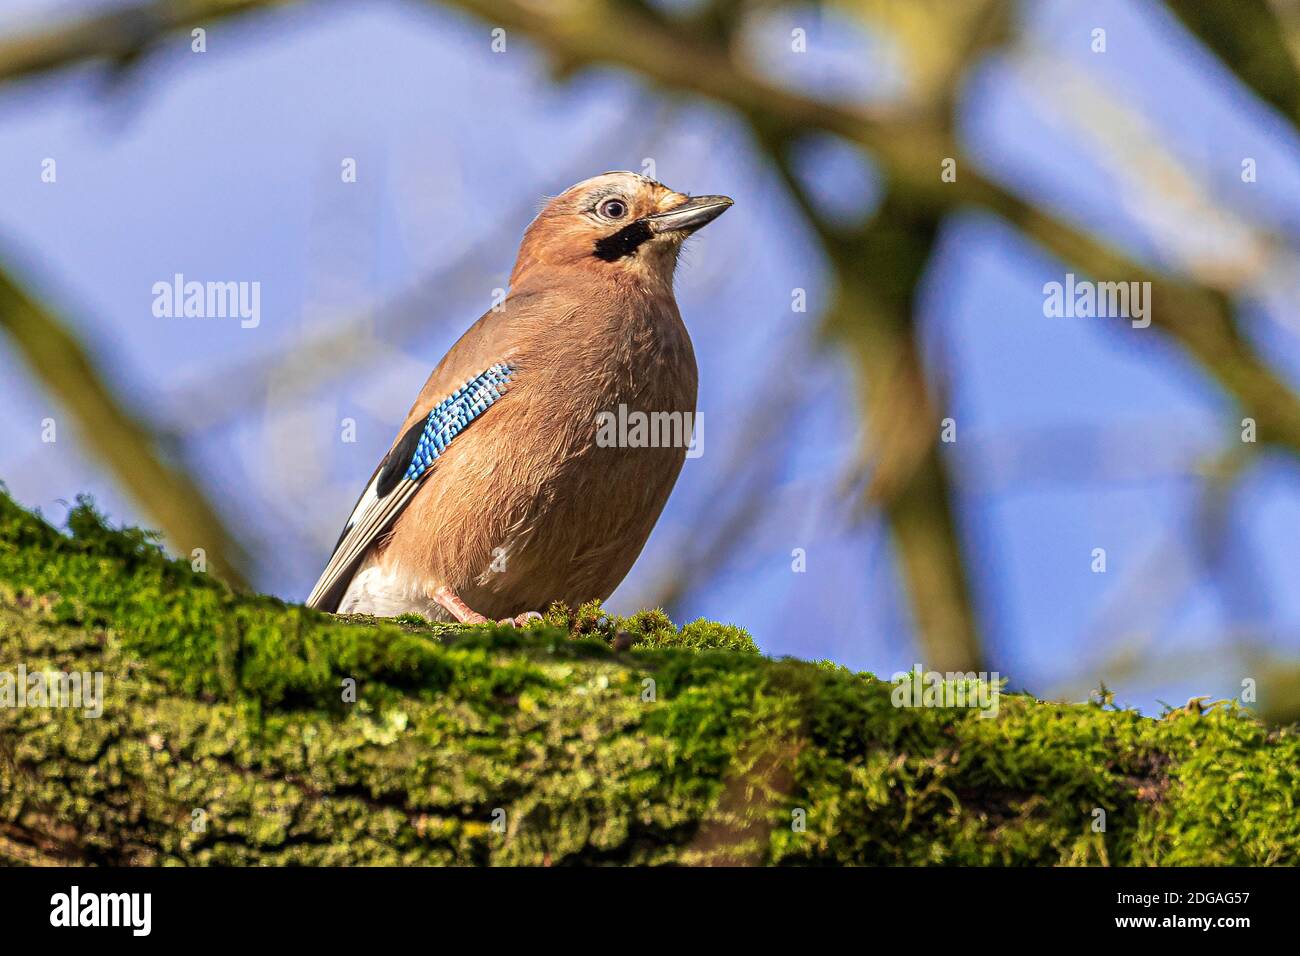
[0,0,301,85]
[0,265,250,588]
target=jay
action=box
[306,172,732,624]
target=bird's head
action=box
[510,171,732,290]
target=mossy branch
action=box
[0,488,1296,865]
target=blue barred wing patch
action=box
[404,362,515,481]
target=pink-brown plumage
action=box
[306,172,730,622]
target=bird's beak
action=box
[646,195,733,235]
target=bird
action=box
[305,171,732,625]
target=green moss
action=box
[0,489,1296,865]
[540,600,758,653]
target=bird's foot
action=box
[431,586,489,624]
[431,587,541,629]
[501,611,544,628]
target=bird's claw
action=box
[497,611,543,628]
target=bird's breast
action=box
[384,289,698,614]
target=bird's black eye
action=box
[598,198,628,219]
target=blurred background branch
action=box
[0,263,249,586]
[0,0,300,85]
[1165,0,1300,124]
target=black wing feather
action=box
[375,417,425,499]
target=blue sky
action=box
[2,0,1298,714]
